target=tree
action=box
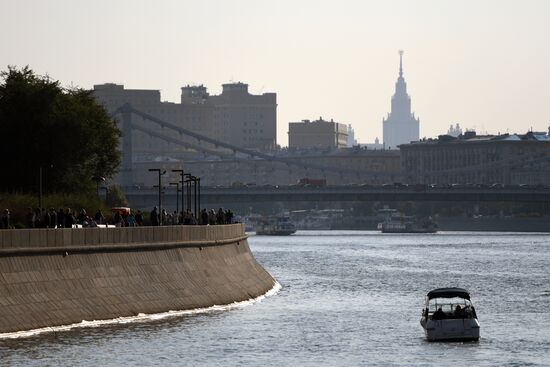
[105,185,129,208]
[0,66,121,193]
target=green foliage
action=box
[0,66,121,194]
[105,185,129,208]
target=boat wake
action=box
[0,281,282,340]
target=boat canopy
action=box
[427,287,470,300]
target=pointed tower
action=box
[382,50,420,149]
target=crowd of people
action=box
[149,207,234,226]
[19,207,115,228]
[0,206,235,229]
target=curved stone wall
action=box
[0,224,275,334]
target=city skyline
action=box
[2,0,550,146]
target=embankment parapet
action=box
[0,224,245,250]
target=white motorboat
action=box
[420,287,480,341]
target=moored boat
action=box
[255,216,296,235]
[420,287,480,341]
[377,213,438,233]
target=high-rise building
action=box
[209,83,277,151]
[288,118,348,149]
[382,51,420,149]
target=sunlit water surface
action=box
[1,231,550,366]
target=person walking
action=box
[161,209,167,226]
[126,211,137,227]
[113,211,122,227]
[0,209,10,229]
[94,209,104,225]
[34,208,41,228]
[41,208,49,228]
[225,209,234,224]
[200,209,208,225]
[135,210,143,226]
[26,207,35,228]
[49,208,57,228]
[208,209,216,225]
[150,207,159,226]
[57,208,65,229]
[65,208,75,228]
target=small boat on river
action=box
[377,213,438,233]
[420,287,480,341]
[255,216,296,235]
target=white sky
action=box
[2,0,550,146]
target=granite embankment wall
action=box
[0,224,276,334]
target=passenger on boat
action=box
[432,307,445,320]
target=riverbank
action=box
[0,224,276,334]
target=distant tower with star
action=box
[382,50,420,149]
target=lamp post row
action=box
[149,168,201,225]
[36,167,197,227]
[148,168,166,225]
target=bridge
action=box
[112,105,400,187]
[110,105,550,190]
[123,186,550,210]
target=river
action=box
[1,231,549,366]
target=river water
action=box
[1,231,550,366]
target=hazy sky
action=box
[2,0,550,146]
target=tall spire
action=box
[398,49,404,78]
[383,49,419,149]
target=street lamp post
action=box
[184,173,192,212]
[197,177,201,215]
[171,169,185,216]
[169,182,180,215]
[192,176,198,218]
[149,168,166,225]
[39,167,43,209]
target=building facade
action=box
[288,118,348,149]
[382,51,420,149]
[208,83,277,151]
[93,82,277,155]
[400,131,550,185]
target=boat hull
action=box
[421,318,480,341]
[381,228,437,234]
[256,229,296,235]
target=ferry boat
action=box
[255,216,296,235]
[377,212,438,233]
[420,287,480,341]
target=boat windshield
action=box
[425,297,477,320]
